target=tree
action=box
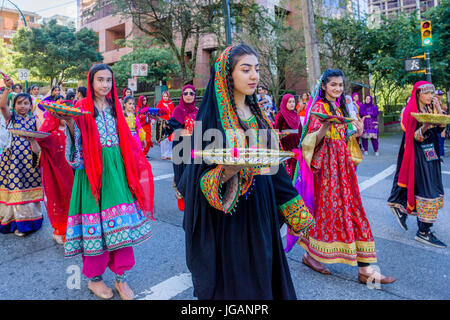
[0,40,16,84]
[424,0,450,98]
[11,20,103,85]
[316,13,376,85]
[111,44,180,88]
[97,0,222,85]
[235,2,307,106]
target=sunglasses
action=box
[183,91,195,96]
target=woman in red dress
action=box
[136,95,153,156]
[36,102,75,244]
[155,91,175,160]
[274,94,301,179]
[297,69,396,285]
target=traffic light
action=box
[420,20,432,46]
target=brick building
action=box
[0,7,40,44]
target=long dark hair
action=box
[11,93,33,123]
[88,64,117,118]
[319,69,349,118]
[123,95,135,117]
[225,44,274,147]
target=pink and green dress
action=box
[64,107,152,257]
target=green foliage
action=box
[316,14,375,83]
[235,1,306,106]
[0,40,16,79]
[11,20,102,85]
[423,0,450,91]
[111,46,180,87]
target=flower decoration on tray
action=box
[311,112,354,124]
[192,147,295,167]
[411,113,450,125]
[37,100,90,116]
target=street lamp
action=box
[223,0,232,45]
[4,0,28,28]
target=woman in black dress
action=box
[388,81,446,248]
[177,45,314,300]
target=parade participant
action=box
[65,90,76,102]
[345,94,359,120]
[296,69,396,285]
[75,86,87,104]
[60,64,154,300]
[257,85,276,123]
[359,95,380,156]
[296,93,308,123]
[434,90,446,159]
[274,94,301,179]
[352,92,362,110]
[136,95,153,157]
[0,78,43,237]
[121,87,133,105]
[36,104,74,245]
[44,86,62,102]
[156,90,175,160]
[178,45,314,300]
[8,84,23,108]
[123,96,146,150]
[163,85,198,211]
[387,81,446,248]
[29,85,45,127]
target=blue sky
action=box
[2,0,77,18]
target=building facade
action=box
[42,14,76,28]
[0,7,40,44]
[368,0,441,21]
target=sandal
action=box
[302,253,331,275]
[114,281,134,300]
[88,280,113,299]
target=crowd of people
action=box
[0,44,448,300]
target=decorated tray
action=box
[311,112,354,124]
[8,129,50,139]
[146,108,160,115]
[411,113,450,125]
[37,100,90,117]
[193,148,295,167]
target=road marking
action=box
[281,165,398,239]
[147,165,437,299]
[358,164,397,192]
[442,171,450,175]
[136,273,192,300]
[154,173,174,181]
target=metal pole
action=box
[223,0,232,45]
[6,0,27,28]
[425,50,431,83]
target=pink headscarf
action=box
[352,92,362,108]
[278,94,300,129]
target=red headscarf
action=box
[156,90,175,121]
[398,80,432,213]
[277,94,300,129]
[137,95,147,111]
[74,66,154,216]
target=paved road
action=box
[0,133,449,300]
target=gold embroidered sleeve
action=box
[200,165,241,214]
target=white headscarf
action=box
[345,95,359,119]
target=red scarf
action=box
[74,70,154,216]
[398,81,432,213]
